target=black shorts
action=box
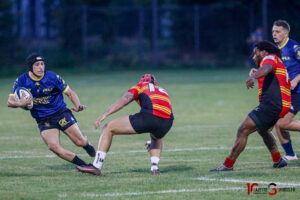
[248,104,280,131]
[290,93,300,115]
[129,112,173,139]
[36,108,77,133]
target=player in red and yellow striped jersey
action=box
[128,78,173,120]
[76,74,173,175]
[211,41,291,171]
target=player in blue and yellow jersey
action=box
[7,53,95,167]
[76,74,173,175]
[273,20,300,161]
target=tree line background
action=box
[0,0,299,75]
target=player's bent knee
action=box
[48,143,61,153]
[104,122,118,135]
[102,123,109,132]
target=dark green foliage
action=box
[0,0,14,69]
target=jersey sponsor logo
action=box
[45,122,50,127]
[43,88,53,92]
[33,96,51,104]
[59,117,70,127]
[282,56,290,61]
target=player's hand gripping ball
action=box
[14,87,33,110]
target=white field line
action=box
[192,177,300,187]
[0,146,264,160]
[58,187,245,198]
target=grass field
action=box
[1,69,300,200]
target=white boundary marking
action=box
[58,187,245,198]
[0,146,264,160]
[192,177,300,187]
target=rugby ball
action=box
[14,87,33,110]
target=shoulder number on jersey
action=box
[148,83,168,95]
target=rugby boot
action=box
[76,164,101,175]
[273,158,287,168]
[210,164,233,172]
[283,154,298,161]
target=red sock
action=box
[224,157,236,168]
[271,152,281,163]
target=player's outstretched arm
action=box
[7,94,32,108]
[64,87,86,112]
[94,92,134,129]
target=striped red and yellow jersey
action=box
[258,54,291,117]
[128,82,173,119]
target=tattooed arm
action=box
[94,92,134,128]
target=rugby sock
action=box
[150,156,160,171]
[71,155,87,166]
[281,140,295,156]
[224,157,235,168]
[93,151,106,169]
[271,152,281,163]
[83,142,96,157]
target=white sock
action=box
[93,151,106,169]
[150,156,160,171]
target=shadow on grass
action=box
[162,165,194,173]
[44,164,74,170]
[285,162,300,167]
[0,172,39,177]
[109,165,194,175]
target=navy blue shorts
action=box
[248,104,280,131]
[290,93,300,115]
[36,108,77,133]
[129,112,173,139]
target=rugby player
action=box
[273,20,300,161]
[7,53,95,167]
[76,74,173,175]
[211,41,291,171]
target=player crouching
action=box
[76,74,174,175]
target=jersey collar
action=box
[278,37,289,49]
[29,71,45,81]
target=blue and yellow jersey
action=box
[10,70,69,119]
[278,38,300,93]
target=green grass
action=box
[1,69,300,199]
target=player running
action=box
[273,20,300,161]
[76,74,174,175]
[211,41,291,171]
[7,53,95,167]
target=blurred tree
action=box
[0,0,15,69]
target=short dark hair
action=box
[273,20,290,32]
[255,40,282,58]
